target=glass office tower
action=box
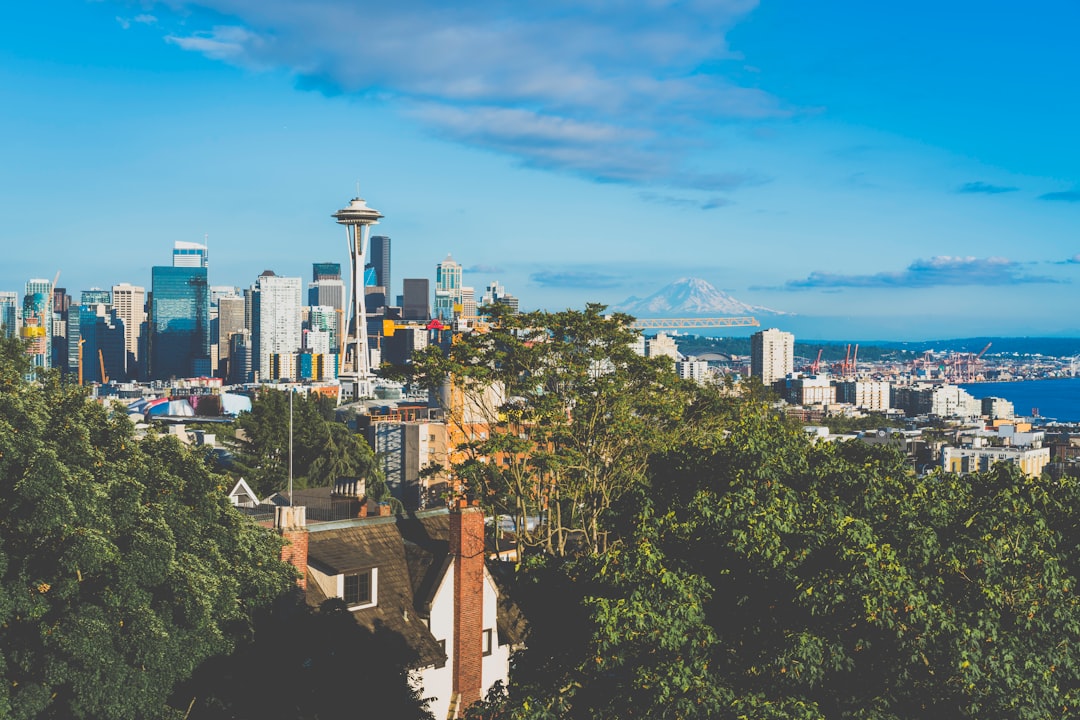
[150,266,210,380]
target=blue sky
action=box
[2,0,1079,340]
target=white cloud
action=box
[140,0,783,189]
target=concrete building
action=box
[893,383,980,419]
[751,328,794,386]
[369,419,450,508]
[786,374,836,406]
[837,380,892,412]
[111,283,146,379]
[982,396,1015,420]
[252,272,302,381]
[942,444,1050,478]
[646,333,680,362]
[676,359,710,383]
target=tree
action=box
[484,396,1080,719]
[0,335,297,719]
[230,389,384,499]
[408,304,689,556]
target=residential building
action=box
[676,359,709,383]
[368,420,450,508]
[251,271,302,380]
[646,333,680,362]
[892,383,980,419]
[982,396,1015,420]
[278,501,520,720]
[751,328,794,386]
[150,265,210,380]
[837,380,892,412]
[942,444,1049,478]
[786,374,836,406]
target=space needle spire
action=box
[333,193,383,401]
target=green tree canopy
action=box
[482,397,1080,719]
[0,335,297,719]
[230,389,384,500]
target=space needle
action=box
[333,194,383,401]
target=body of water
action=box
[960,377,1080,423]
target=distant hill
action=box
[674,336,1080,360]
[612,277,788,318]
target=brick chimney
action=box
[275,505,308,589]
[450,498,485,714]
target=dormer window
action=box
[342,568,377,609]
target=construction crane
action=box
[382,318,446,337]
[810,348,823,374]
[627,317,759,330]
[98,349,108,385]
[77,338,85,386]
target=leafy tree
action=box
[0,334,297,719]
[230,389,383,499]
[409,304,689,556]
[482,397,1080,719]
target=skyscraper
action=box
[434,255,462,321]
[150,265,210,380]
[369,235,391,293]
[312,262,341,282]
[22,279,53,370]
[401,278,430,322]
[0,292,17,338]
[173,241,208,268]
[111,283,146,379]
[251,271,302,380]
[217,294,246,378]
[80,305,127,383]
[751,328,794,386]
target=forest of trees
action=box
[5,305,1080,719]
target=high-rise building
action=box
[22,279,53,370]
[81,288,112,307]
[751,328,794,386]
[52,288,70,316]
[402,278,430,322]
[0,292,17,338]
[307,305,339,355]
[217,294,246,378]
[480,281,519,314]
[111,283,146,379]
[228,329,253,384]
[312,262,341,282]
[172,241,208,268]
[66,304,82,376]
[251,271,302,380]
[369,235,391,293]
[434,255,462,321]
[150,265,210,380]
[80,305,127,383]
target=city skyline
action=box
[2,1,1080,340]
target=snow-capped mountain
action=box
[612,277,788,317]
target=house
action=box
[275,499,523,719]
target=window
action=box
[482,629,493,657]
[342,568,376,608]
[436,639,447,668]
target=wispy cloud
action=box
[639,192,735,210]
[776,256,1060,291]
[146,0,782,190]
[531,270,625,289]
[465,264,503,274]
[1039,190,1080,202]
[956,181,1018,195]
[1057,254,1080,265]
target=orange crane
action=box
[98,349,108,385]
[810,348,823,374]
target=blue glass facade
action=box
[150,266,210,380]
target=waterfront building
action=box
[892,383,980,419]
[751,328,794,386]
[982,396,1015,420]
[837,380,892,412]
[251,271,302,381]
